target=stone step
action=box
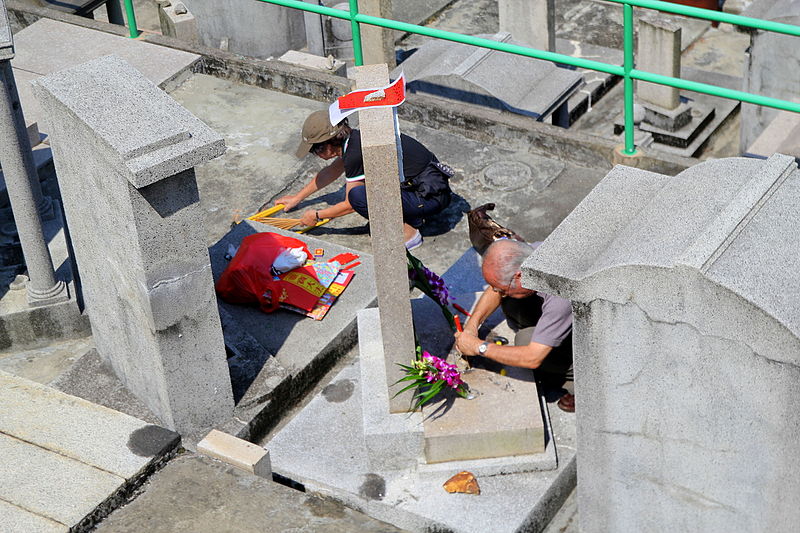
[93,454,405,533]
[0,370,180,531]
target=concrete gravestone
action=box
[522,153,800,532]
[33,55,234,434]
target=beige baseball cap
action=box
[295,110,341,158]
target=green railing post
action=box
[349,0,364,66]
[123,0,140,38]
[622,2,636,155]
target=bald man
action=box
[454,239,575,412]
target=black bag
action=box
[402,161,454,206]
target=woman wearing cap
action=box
[272,109,453,250]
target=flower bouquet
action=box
[407,251,456,332]
[395,350,469,410]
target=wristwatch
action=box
[478,342,489,355]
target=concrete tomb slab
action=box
[33,55,234,434]
[522,153,800,533]
[394,32,584,124]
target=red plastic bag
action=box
[216,233,327,313]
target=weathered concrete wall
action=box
[180,0,305,59]
[33,55,234,434]
[523,154,800,532]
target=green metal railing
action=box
[121,0,800,155]
[122,0,139,38]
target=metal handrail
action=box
[122,0,139,38]
[148,0,794,156]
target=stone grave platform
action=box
[266,295,569,533]
[10,17,199,133]
[208,220,377,441]
[0,370,179,532]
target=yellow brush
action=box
[246,204,330,233]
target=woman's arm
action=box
[273,157,346,211]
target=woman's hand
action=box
[274,195,301,212]
[298,209,319,227]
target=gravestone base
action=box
[614,97,737,157]
[359,303,556,475]
[358,308,425,471]
[421,362,546,464]
[642,101,693,131]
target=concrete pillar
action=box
[360,0,395,68]
[353,64,415,413]
[304,0,324,56]
[33,55,234,434]
[0,1,65,307]
[637,13,681,111]
[522,154,800,533]
[498,0,555,52]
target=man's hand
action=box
[274,195,301,212]
[454,330,484,357]
[298,209,318,227]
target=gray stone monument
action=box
[522,153,800,532]
[353,63,416,413]
[637,14,682,113]
[180,0,305,58]
[393,32,584,126]
[33,55,234,434]
[0,0,66,307]
[499,0,555,52]
[156,0,199,44]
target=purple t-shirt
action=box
[500,241,573,348]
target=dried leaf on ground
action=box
[443,471,480,495]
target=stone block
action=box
[278,50,346,76]
[637,13,681,110]
[422,365,545,463]
[158,1,198,43]
[33,55,234,434]
[522,154,800,533]
[197,429,271,478]
[642,101,692,131]
[358,307,424,471]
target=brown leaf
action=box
[443,471,480,495]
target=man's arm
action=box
[454,331,553,369]
[272,157,346,211]
[461,287,503,336]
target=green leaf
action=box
[394,381,423,397]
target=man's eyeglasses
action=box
[492,273,516,297]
